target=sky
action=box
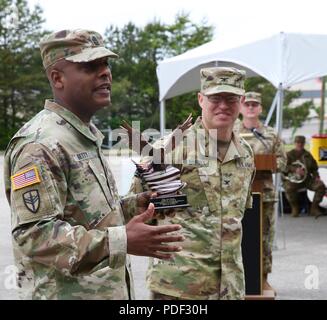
[27,0,327,44]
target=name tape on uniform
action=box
[11,166,41,191]
[73,151,96,161]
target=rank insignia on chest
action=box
[11,166,41,191]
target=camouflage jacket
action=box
[237,121,286,202]
[3,100,137,300]
[285,148,320,182]
[129,117,255,300]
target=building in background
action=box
[282,78,326,144]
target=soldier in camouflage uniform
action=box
[283,135,326,217]
[3,29,184,300]
[237,91,286,294]
[129,67,255,300]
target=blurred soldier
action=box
[3,29,183,300]
[129,67,255,300]
[237,91,286,294]
[284,135,326,217]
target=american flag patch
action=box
[11,166,41,191]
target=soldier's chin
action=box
[95,96,111,107]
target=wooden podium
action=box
[243,154,277,300]
[251,154,277,193]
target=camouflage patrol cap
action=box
[200,67,246,96]
[294,135,306,144]
[39,29,118,69]
[244,92,262,104]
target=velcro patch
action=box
[11,166,41,191]
[23,190,40,213]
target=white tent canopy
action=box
[157,32,327,138]
[157,32,327,101]
[156,32,327,238]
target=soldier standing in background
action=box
[3,29,183,300]
[238,92,286,294]
[129,67,255,300]
[283,135,326,218]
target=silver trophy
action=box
[121,115,192,210]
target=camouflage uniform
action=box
[3,100,139,300]
[284,147,326,215]
[129,117,255,300]
[237,121,286,275]
[3,30,137,300]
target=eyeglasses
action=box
[205,95,240,105]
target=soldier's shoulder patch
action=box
[11,166,41,191]
[23,190,40,213]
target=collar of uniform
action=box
[191,117,246,161]
[44,100,104,145]
[224,136,246,163]
[240,120,264,133]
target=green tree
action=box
[101,13,214,132]
[0,0,50,149]
[164,14,214,129]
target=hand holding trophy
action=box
[121,115,193,211]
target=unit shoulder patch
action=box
[23,190,40,213]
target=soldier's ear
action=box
[240,95,245,104]
[49,69,65,89]
[198,92,204,109]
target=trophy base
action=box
[150,194,189,210]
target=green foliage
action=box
[244,77,315,130]
[101,13,214,131]
[2,4,313,149]
[283,101,314,136]
[0,0,51,149]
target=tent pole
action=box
[276,83,284,135]
[265,91,278,126]
[160,100,166,137]
[274,83,286,249]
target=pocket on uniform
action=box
[88,160,113,203]
[181,165,211,213]
[68,158,114,227]
[198,166,219,212]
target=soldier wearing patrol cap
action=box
[237,91,286,294]
[3,29,184,300]
[129,67,255,300]
[283,135,326,218]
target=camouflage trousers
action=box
[284,178,326,208]
[150,291,181,300]
[262,201,275,275]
